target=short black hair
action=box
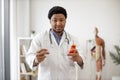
[48,6,67,19]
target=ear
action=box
[49,20,52,25]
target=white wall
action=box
[10,0,18,80]
[30,0,120,50]
[10,0,30,80]
[11,0,120,80]
[30,0,120,80]
[17,0,30,37]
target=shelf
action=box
[20,72,33,76]
[20,55,25,57]
[18,37,37,80]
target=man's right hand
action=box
[33,49,49,66]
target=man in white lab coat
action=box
[26,6,84,80]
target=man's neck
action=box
[52,29,63,37]
[57,32,63,37]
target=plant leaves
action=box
[109,52,120,65]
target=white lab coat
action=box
[26,29,84,80]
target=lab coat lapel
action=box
[51,32,59,47]
[59,32,66,46]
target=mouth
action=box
[56,28,62,31]
[53,28,63,33]
[55,27,63,31]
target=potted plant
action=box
[109,43,120,65]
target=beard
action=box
[52,28,64,36]
[55,28,64,33]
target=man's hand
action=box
[68,49,81,62]
[33,49,49,66]
[68,49,83,68]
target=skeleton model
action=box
[91,27,106,80]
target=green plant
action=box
[109,44,120,65]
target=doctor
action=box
[26,6,84,80]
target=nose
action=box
[56,21,61,26]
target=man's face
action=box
[50,14,66,33]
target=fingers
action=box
[68,49,81,62]
[37,55,46,63]
[35,49,49,64]
[68,49,78,57]
[36,49,49,56]
[37,49,49,53]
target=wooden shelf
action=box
[20,55,25,57]
[20,72,33,75]
[18,37,37,80]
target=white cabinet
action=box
[18,37,37,80]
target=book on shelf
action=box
[20,76,26,80]
[24,62,31,72]
[20,62,32,73]
[20,63,27,73]
[20,45,27,56]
